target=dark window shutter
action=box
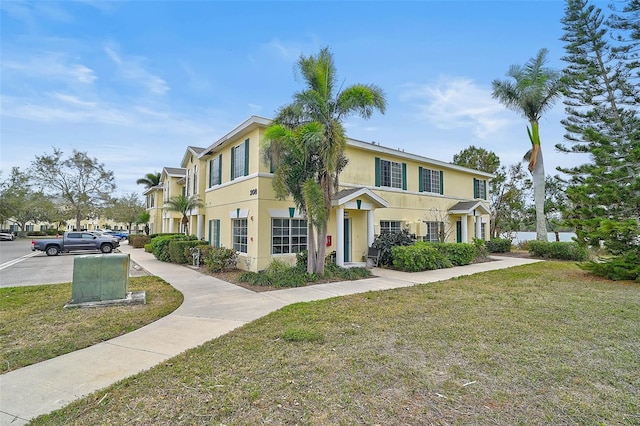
[418,167,424,192]
[374,157,381,187]
[218,154,222,184]
[244,139,250,176]
[439,171,444,195]
[473,178,478,198]
[208,160,213,187]
[402,163,407,190]
[483,180,487,199]
[208,220,213,245]
[215,220,220,247]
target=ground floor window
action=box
[232,219,248,253]
[272,218,308,254]
[380,220,402,234]
[209,219,220,247]
[422,221,443,242]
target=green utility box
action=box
[71,253,130,303]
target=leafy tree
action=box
[452,146,531,238]
[163,194,204,235]
[262,47,386,274]
[137,211,151,235]
[106,193,146,233]
[452,145,500,174]
[0,167,55,230]
[30,149,116,231]
[136,172,161,189]
[558,0,640,280]
[492,48,564,241]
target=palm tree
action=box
[136,172,161,189]
[163,195,204,235]
[263,47,386,273]
[492,48,563,241]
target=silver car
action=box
[0,232,16,241]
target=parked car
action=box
[103,230,129,240]
[0,232,16,241]
[90,230,121,243]
[31,231,119,256]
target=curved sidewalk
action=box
[0,245,541,425]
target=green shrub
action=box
[26,231,46,236]
[144,244,153,253]
[528,240,589,261]
[296,250,308,269]
[130,235,151,248]
[580,251,640,282]
[371,229,416,267]
[486,238,512,253]
[150,234,192,262]
[391,243,452,272]
[429,242,477,266]
[167,240,209,264]
[202,246,238,272]
[45,229,61,236]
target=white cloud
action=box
[401,77,509,139]
[1,54,97,84]
[104,43,169,95]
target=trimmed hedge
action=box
[201,246,239,272]
[528,240,589,261]
[129,235,151,248]
[486,238,512,253]
[150,234,195,262]
[168,240,210,264]
[391,243,452,272]
[429,242,477,266]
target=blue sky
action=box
[1,0,603,196]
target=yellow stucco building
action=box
[144,116,493,272]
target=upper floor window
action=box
[209,155,222,187]
[186,169,191,196]
[380,220,402,234]
[375,157,406,190]
[193,165,198,195]
[231,139,249,180]
[419,167,443,194]
[473,178,487,199]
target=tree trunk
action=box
[307,221,315,274]
[532,146,548,241]
[316,222,328,275]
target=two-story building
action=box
[144,116,493,272]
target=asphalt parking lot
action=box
[0,239,149,288]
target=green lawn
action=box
[30,262,640,425]
[0,276,183,373]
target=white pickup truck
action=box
[31,231,120,256]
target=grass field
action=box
[0,276,183,373]
[29,262,639,425]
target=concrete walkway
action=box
[0,245,541,425]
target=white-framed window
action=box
[380,220,402,234]
[271,218,308,254]
[232,218,248,253]
[231,140,249,180]
[209,155,221,187]
[381,159,403,188]
[422,221,443,242]
[420,168,442,194]
[193,165,198,195]
[474,178,487,199]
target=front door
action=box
[456,220,462,243]
[343,218,351,262]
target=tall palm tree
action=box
[264,47,386,273]
[492,48,563,241]
[163,194,204,235]
[136,172,161,189]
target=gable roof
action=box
[448,200,491,215]
[332,187,389,208]
[199,115,272,158]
